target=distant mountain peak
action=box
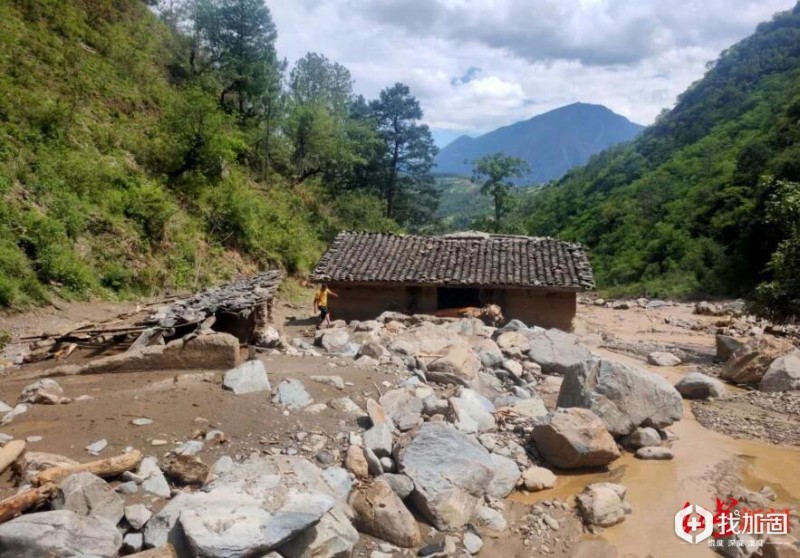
[435,104,642,183]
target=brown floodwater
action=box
[510,349,800,557]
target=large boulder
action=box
[760,350,800,392]
[427,345,481,386]
[526,329,593,376]
[349,479,421,548]
[52,472,124,524]
[495,331,531,354]
[223,360,271,395]
[395,423,495,531]
[473,338,504,368]
[721,336,795,385]
[145,456,355,557]
[557,359,683,436]
[0,510,121,558]
[531,408,620,469]
[674,372,726,399]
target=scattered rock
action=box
[395,422,494,530]
[378,473,415,500]
[19,379,70,405]
[329,397,366,417]
[85,439,108,455]
[315,328,350,353]
[427,344,481,386]
[522,466,557,491]
[635,446,674,460]
[380,389,424,432]
[675,372,727,399]
[508,396,548,419]
[125,503,152,530]
[175,440,203,456]
[557,358,683,436]
[273,379,313,410]
[0,403,28,426]
[223,360,271,394]
[349,479,421,548]
[138,456,171,498]
[463,531,483,554]
[360,339,388,359]
[474,505,508,532]
[364,400,395,458]
[131,417,154,426]
[52,472,124,524]
[450,389,495,434]
[531,408,620,469]
[647,351,682,367]
[0,510,122,558]
[345,445,369,479]
[364,447,384,476]
[163,453,209,484]
[576,483,630,527]
[721,336,795,385]
[620,427,662,450]
[760,350,800,392]
[322,466,353,501]
[310,375,345,390]
[122,532,144,554]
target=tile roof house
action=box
[312,231,595,330]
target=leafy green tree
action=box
[290,53,352,113]
[472,153,529,232]
[756,179,800,320]
[190,0,280,119]
[369,83,438,222]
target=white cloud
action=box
[268,0,796,145]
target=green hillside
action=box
[517,3,800,314]
[0,0,436,308]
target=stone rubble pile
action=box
[1,308,798,558]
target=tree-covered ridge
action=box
[0,0,438,307]
[516,3,800,311]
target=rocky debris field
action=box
[0,296,797,557]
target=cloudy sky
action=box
[269,0,795,147]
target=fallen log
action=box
[127,545,177,558]
[0,440,26,476]
[32,449,143,486]
[0,483,55,523]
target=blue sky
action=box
[270,0,795,148]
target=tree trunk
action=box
[33,450,143,486]
[0,484,55,524]
[387,141,400,219]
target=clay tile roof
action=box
[312,232,595,290]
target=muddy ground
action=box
[0,295,798,558]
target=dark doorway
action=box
[437,287,481,309]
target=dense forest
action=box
[514,3,800,317]
[0,0,439,307]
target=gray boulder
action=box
[19,379,70,404]
[138,456,171,498]
[760,350,800,392]
[395,423,495,530]
[647,351,682,367]
[273,379,313,410]
[359,339,388,359]
[223,360,271,395]
[474,338,504,368]
[526,329,593,375]
[635,446,674,460]
[557,358,683,436]
[315,328,350,353]
[674,372,726,399]
[619,427,661,450]
[378,473,415,500]
[486,454,521,499]
[0,510,121,558]
[716,335,743,362]
[531,408,620,469]
[364,399,395,458]
[146,456,355,558]
[52,472,124,524]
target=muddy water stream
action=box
[510,349,800,557]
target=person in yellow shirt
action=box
[313,284,338,328]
